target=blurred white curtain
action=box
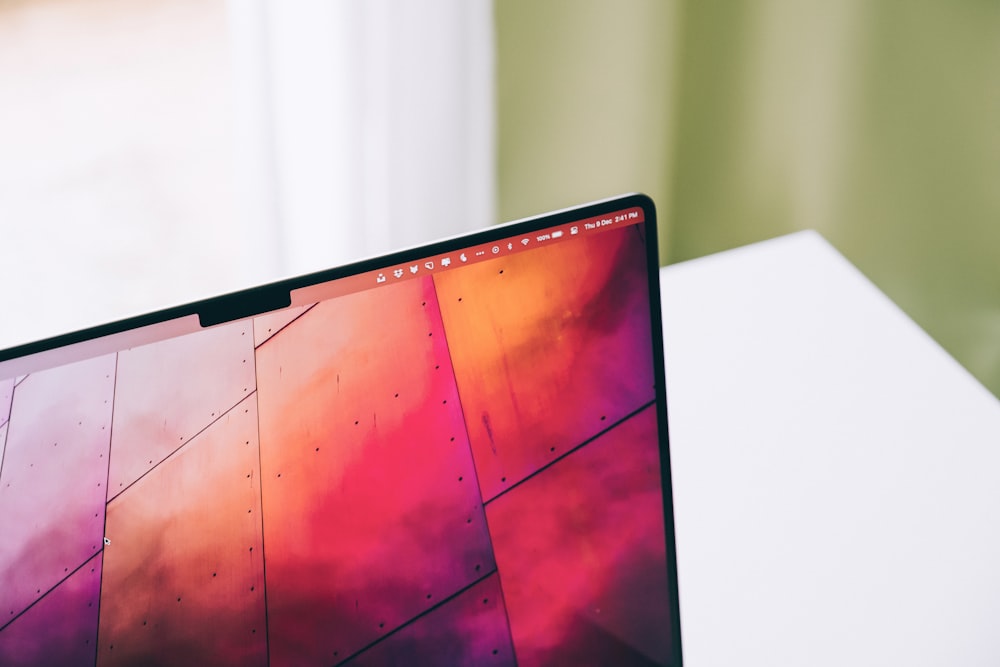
[228,0,495,280]
[0,0,493,351]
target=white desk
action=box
[660,231,1000,666]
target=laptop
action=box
[0,193,681,666]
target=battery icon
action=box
[552,230,564,239]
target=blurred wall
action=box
[496,0,678,230]
[0,0,494,351]
[0,0,240,346]
[498,1,1000,397]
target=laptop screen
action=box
[0,194,681,666]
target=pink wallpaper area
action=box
[0,555,101,666]
[108,320,255,498]
[98,395,266,666]
[0,355,114,629]
[255,278,495,665]
[0,222,674,666]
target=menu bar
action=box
[291,206,645,305]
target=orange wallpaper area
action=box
[434,225,656,502]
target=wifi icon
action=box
[521,238,530,246]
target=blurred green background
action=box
[497,0,1000,397]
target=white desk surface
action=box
[660,231,1000,666]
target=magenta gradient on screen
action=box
[0,554,102,666]
[0,221,673,665]
[0,355,114,625]
[486,406,671,665]
[342,574,516,666]
[256,277,497,665]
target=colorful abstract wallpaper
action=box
[0,223,675,666]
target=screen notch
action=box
[197,285,292,328]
